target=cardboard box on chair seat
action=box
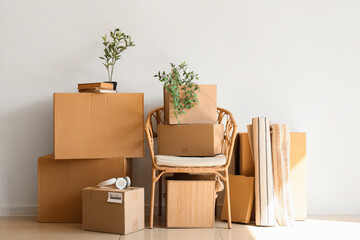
[82,186,144,235]
[157,124,224,156]
[37,154,131,223]
[53,93,144,159]
[164,84,217,124]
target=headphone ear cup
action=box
[125,176,131,187]
[115,177,127,189]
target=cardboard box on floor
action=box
[164,85,217,124]
[82,187,144,235]
[238,132,307,220]
[166,180,215,228]
[38,154,132,223]
[53,93,144,159]
[221,174,254,224]
[157,124,224,156]
[290,133,307,220]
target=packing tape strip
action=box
[97,178,117,188]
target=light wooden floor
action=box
[0,215,359,240]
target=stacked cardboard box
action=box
[159,85,220,156]
[38,93,144,231]
[161,85,220,228]
[38,155,132,222]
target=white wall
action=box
[1,0,359,215]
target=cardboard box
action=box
[221,174,254,223]
[166,180,215,228]
[38,154,131,223]
[157,124,224,156]
[82,187,144,235]
[290,133,307,220]
[238,132,307,220]
[164,85,217,124]
[53,93,144,159]
[239,132,255,177]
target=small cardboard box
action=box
[238,132,307,220]
[37,154,131,223]
[53,93,144,159]
[82,187,144,235]
[221,174,254,224]
[166,180,215,228]
[157,124,224,156]
[164,85,217,124]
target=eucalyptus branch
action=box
[154,62,200,123]
[100,28,135,82]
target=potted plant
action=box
[154,62,200,123]
[100,28,135,90]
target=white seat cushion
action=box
[155,154,227,167]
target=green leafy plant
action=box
[154,62,200,123]
[100,28,135,82]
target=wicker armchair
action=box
[144,107,237,229]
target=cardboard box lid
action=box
[157,123,224,156]
[83,186,143,193]
[37,154,131,223]
[53,93,144,159]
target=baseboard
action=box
[0,206,37,216]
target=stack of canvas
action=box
[245,118,306,226]
[38,93,144,223]
[249,117,277,226]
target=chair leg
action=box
[149,168,156,229]
[225,170,232,229]
[158,176,162,216]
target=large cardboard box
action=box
[157,124,224,156]
[164,85,217,124]
[166,180,215,228]
[238,132,307,220]
[53,93,144,159]
[82,187,144,235]
[239,132,255,177]
[290,133,307,220]
[38,154,131,223]
[221,174,254,223]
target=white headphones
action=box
[97,176,131,189]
